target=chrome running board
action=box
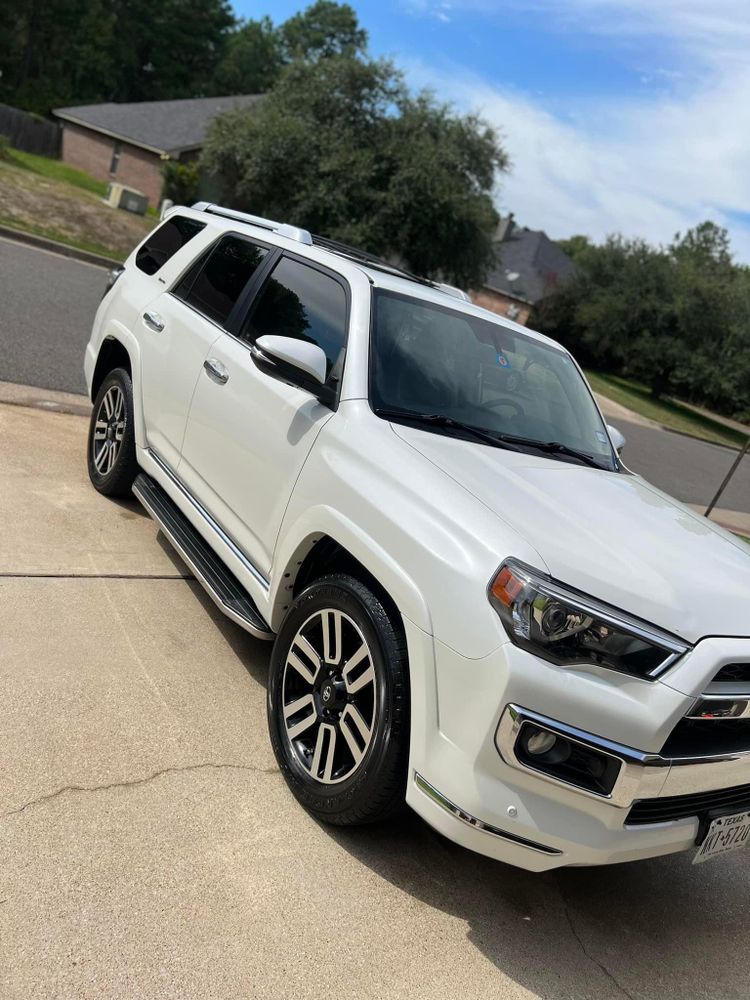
[133,473,274,640]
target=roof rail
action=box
[310,234,437,289]
[191,201,313,245]
[434,283,471,302]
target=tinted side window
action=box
[174,235,269,327]
[243,257,347,378]
[135,216,205,275]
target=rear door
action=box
[138,231,274,470]
[178,253,349,578]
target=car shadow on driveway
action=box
[157,560,750,999]
[323,814,748,999]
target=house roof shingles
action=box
[53,95,261,156]
[483,222,574,305]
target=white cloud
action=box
[402,1,750,259]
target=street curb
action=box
[0,224,121,269]
[0,380,91,417]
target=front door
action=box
[178,253,349,578]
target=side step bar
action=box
[132,473,274,640]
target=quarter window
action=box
[174,235,269,327]
[242,257,347,380]
[135,215,206,276]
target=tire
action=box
[268,573,409,826]
[87,367,139,498]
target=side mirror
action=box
[253,335,327,385]
[607,424,626,454]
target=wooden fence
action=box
[0,104,60,158]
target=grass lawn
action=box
[5,147,109,196]
[586,370,748,450]
[0,147,152,260]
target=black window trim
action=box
[134,214,207,277]
[230,249,352,412]
[167,230,280,331]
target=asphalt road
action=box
[0,236,106,395]
[616,416,750,512]
[1,236,748,513]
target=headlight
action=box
[489,559,689,680]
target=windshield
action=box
[370,289,616,470]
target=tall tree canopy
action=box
[0,0,234,112]
[534,222,750,420]
[201,55,507,286]
[0,0,372,114]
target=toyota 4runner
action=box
[84,202,750,870]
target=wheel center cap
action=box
[318,675,345,714]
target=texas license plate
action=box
[693,811,750,864]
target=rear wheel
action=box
[87,367,139,497]
[268,573,409,825]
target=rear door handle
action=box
[203,358,229,385]
[143,310,165,332]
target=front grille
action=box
[661,718,750,758]
[627,782,750,825]
[714,663,750,684]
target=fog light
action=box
[524,729,557,756]
[514,721,621,797]
[520,725,572,764]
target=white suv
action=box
[84,202,750,871]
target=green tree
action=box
[212,16,283,95]
[162,160,202,205]
[200,55,507,286]
[279,0,367,61]
[534,222,750,420]
[0,0,234,113]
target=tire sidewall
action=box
[268,575,407,820]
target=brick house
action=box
[53,95,260,207]
[471,215,574,325]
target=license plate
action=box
[693,811,750,864]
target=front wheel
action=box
[267,574,409,825]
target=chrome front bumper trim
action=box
[496,704,750,809]
[414,773,562,855]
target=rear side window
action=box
[135,216,205,275]
[242,257,347,379]
[174,235,269,327]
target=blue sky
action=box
[234,1,750,259]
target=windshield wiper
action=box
[375,408,605,468]
[374,407,522,452]
[497,436,605,469]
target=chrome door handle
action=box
[203,358,229,385]
[143,310,165,332]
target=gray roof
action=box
[53,95,262,156]
[483,220,574,304]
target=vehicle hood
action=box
[393,424,750,644]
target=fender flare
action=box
[270,505,432,635]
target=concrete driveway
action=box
[2,399,750,999]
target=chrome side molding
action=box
[414,772,562,856]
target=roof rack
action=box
[191,201,313,245]
[311,235,471,301]
[310,234,436,288]
[192,204,471,302]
